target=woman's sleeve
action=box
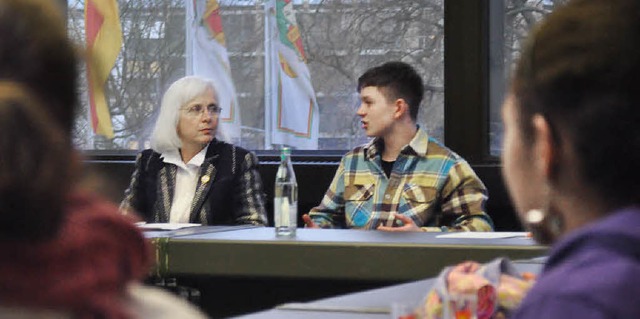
[119,152,148,219]
[233,151,269,225]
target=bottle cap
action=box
[280,146,291,161]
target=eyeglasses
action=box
[181,104,222,117]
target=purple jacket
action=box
[512,207,640,319]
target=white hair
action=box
[150,76,220,153]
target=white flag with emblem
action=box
[264,0,319,149]
[186,0,240,143]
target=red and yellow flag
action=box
[85,0,122,139]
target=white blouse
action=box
[160,145,208,223]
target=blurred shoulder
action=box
[524,237,640,318]
[124,283,209,319]
[0,306,69,319]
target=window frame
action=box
[444,0,503,165]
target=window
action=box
[488,0,562,156]
[67,0,444,152]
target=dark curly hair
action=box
[0,0,79,133]
[0,82,72,241]
[0,0,79,241]
[512,0,640,207]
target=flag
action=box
[85,0,122,139]
[186,0,241,143]
[264,0,319,149]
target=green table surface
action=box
[149,227,546,281]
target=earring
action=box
[525,209,545,224]
[524,208,564,245]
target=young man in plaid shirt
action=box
[303,62,493,232]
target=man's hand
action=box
[377,213,422,232]
[302,214,320,228]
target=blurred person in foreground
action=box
[0,0,206,317]
[120,76,267,226]
[304,61,493,232]
[502,0,640,317]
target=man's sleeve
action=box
[438,160,493,231]
[307,159,347,228]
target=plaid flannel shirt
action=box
[309,127,493,231]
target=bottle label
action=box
[274,197,290,227]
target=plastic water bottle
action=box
[274,147,297,237]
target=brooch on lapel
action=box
[200,175,210,184]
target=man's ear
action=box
[394,98,409,119]
[531,114,557,179]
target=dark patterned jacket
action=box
[120,139,268,225]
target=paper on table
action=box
[276,302,390,314]
[436,232,529,239]
[136,222,201,231]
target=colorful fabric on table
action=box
[419,258,535,319]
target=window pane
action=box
[68,0,443,151]
[489,0,562,156]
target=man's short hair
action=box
[357,61,424,121]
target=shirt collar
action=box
[407,126,429,157]
[160,144,209,168]
[363,125,430,160]
[189,144,209,166]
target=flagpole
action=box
[85,90,95,148]
[263,0,273,150]
[185,0,194,75]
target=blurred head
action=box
[0,0,79,134]
[0,82,72,241]
[0,0,79,241]
[150,76,220,153]
[502,0,640,242]
[357,61,424,122]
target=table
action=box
[144,225,258,277]
[234,261,546,319]
[153,227,546,281]
[146,227,546,317]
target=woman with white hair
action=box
[121,76,268,226]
